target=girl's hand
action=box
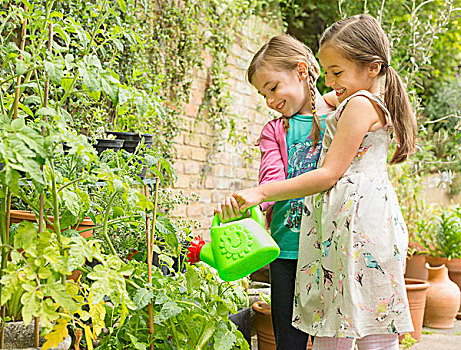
[214,196,247,223]
[232,186,265,212]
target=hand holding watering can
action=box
[187,206,280,281]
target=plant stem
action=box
[49,160,65,285]
[0,66,41,87]
[169,319,180,348]
[101,191,119,256]
[58,177,86,193]
[57,0,109,108]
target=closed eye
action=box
[271,84,278,92]
[333,71,342,76]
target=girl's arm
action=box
[323,90,340,108]
[215,120,285,222]
[232,96,381,211]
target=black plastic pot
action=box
[229,307,252,346]
[106,132,154,179]
[106,131,153,153]
[94,138,125,156]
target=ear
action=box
[368,62,382,77]
[297,61,309,80]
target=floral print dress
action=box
[292,90,414,338]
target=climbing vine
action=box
[113,0,269,159]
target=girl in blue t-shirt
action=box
[215,34,333,350]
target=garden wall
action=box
[171,17,282,239]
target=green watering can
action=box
[187,206,280,281]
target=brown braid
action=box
[307,65,322,146]
[282,116,290,131]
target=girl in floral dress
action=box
[227,14,416,349]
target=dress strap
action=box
[335,90,391,126]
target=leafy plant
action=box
[400,333,417,349]
[416,204,461,259]
[96,261,250,350]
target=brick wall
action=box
[171,17,282,239]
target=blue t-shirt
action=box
[270,114,326,259]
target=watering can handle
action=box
[212,206,264,228]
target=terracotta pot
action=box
[401,278,430,342]
[252,301,275,350]
[10,210,94,238]
[425,255,449,268]
[445,258,461,320]
[423,263,460,328]
[252,301,312,350]
[405,254,428,280]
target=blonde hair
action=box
[319,14,417,164]
[247,34,323,146]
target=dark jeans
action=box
[270,258,312,349]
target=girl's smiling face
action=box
[251,63,312,117]
[318,45,380,103]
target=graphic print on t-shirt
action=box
[284,136,322,231]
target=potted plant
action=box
[416,204,461,320]
[402,278,430,342]
[252,290,313,350]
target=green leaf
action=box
[154,300,182,324]
[64,54,74,70]
[133,288,154,310]
[135,92,148,117]
[48,282,78,312]
[87,89,101,101]
[21,290,41,326]
[16,59,28,75]
[118,0,127,13]
[54,26,70,46]
[36,107,58,117]
[101,73,119,104]
[78,65,101,91]
[14,221,38,250]
[127,333,146,350]
[185,265,201,292]
[62,188,80,217]
[155,215,178,250]
[213,321,237,350]
[44,61,63,85]
[198,322,215,348]
[113,38,124,51]
[23,95,41,105]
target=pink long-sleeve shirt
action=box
[258,118,288,227]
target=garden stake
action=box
[143,184,154,350]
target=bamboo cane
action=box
[144,185,155,349]
[147,164,160,350]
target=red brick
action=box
[187,204,203,217]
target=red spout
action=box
[187,235,206,264]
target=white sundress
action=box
[292,90,414,338]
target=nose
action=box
[266,96,276,109]
[325,74,333,88]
